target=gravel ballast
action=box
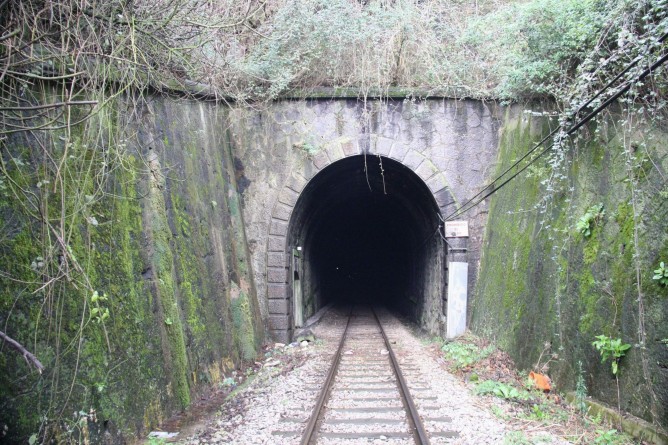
[174,307,571,445]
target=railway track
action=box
[287,305,458,445]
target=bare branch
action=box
[0,329,45,374]
[0,100,97,111]
[0,28,20,42]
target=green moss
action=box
[476,107,668,428]
[169,192,206,340]
[1,115,176,439]
[1,96,270,441]
[609,202,635,304]
[152,208,191,409]
[83,152,172,432]
[582,229,600,265]
[614,202,634,242]
[589,137,606,169]
[472,109,544,349]
[230,287,257,362]
[179,281,206,336]
[577,268,599,334]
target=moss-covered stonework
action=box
[3,88,665,441]
[0,94,263,443]
[473,105,668,430]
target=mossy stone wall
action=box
[0,95,263,442]
[3,91,666,441]
[473,105,668,430]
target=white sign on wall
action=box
[444,220,469,237]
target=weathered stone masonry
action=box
[229,98,502,342]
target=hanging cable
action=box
[443,32,668,222]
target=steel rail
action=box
[373,308,431,445]
[299,307,353,445]
[301,305,431,445]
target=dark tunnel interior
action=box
[288,155,445,327]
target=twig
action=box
[0,329,45,374]
[0,100,97,111]
[0,28,20,42]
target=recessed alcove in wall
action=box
[286,155,446,335]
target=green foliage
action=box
[3,0,666,104]
[475,380,523,400]
[89,291,110,324]
[471,0,608,99]
[441,341,495,369]
[593,429,624,445]
[653,261,668,286]
[299,142,321,156]
[528,404,549,420]
[503,431,554,444]
[503,431,532,445]
[481,0,667,104]
[592,335,631,375]
[576,204,605,237]
[240,0,601,99]
[3,0,668,439]
[221,377,236,387]
[230,290,258,362]
[240,0,418,97]
[147,437,167,445]
[575,361,588,414]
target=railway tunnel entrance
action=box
[287,155,447,335]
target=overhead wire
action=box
[443,31,668,222]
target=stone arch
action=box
[265,137,457,342]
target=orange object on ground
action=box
[529,371,551,391]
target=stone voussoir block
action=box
[426,174,449,194]
[268,283,288,299]
[312,150,330,170]
[326,142,345,162]
[302,159,320,180]
[267,252,286,268]
[267,236,286,252]
[375,136,394,156]
[403,150,425,171]
[272,204,293,222]
[267,267,288,284]
[268,299,289,315]
[269,315,289,330]
[341,140,358,157]
[286,174,308,194]
[388,142,409,162]
[278,188,299,207]
[269,219,289,236]
[416,159,439,182]
[434,187,454,205]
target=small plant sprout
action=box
[221,377,236,387]
[592,335,631,375]
[576,203,605,237]
[575,361,588,413]
[653,261,668,286]
[594,429,623,445]
[441,342,494,369]
[90,291,110,323]
[475,380,523,400]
